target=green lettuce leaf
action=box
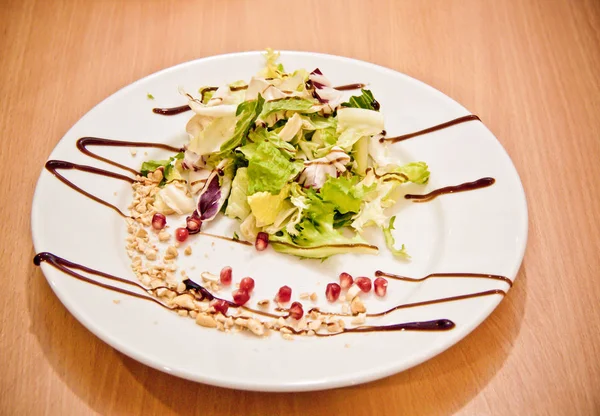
[238,141,304,195]
[247,185,291,227]
[187,115,237,156]
[268,188,378,258]
[341,89,379,111]
[390,161,430,184]
[259,97,314,120]
[140,152,184,186]
[219,95,265,154]
[382,216,410,259]
[248,126,296,157]
[336,107,384,150]
[224,168,251,221]
[320,175,362,214]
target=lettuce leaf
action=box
[341,89,379,111]
[247,185,290,227]
[224,168,251,220]
[382,216,410,259]
[248,126,296,157]
[258,48,285,78]
[238,141,304,195]
[259,98,315,120]
[140,152,184,186]
[219,95,265,154]
[336,108,384,150]
[320,175,362,214]
[390,161,430,184]
[187,115,237,156]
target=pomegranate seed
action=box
[326,283,341,302]
[255,232,269,251]
[240,277,255,292]
[355,277,372,293]
[211,299,229,315]
[339,272,354,290]
[289,301,304,320]
[151,213,166,230]
[186,216,202,234]
[220,266,232,285]
[232,289,250,306]
[374,277,388,297]
[175,227,189,242]
[275,285,292,303]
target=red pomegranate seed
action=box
[374,277,388,297]
[175,227,189,242]
[151,213,166,230]
[220,266,232,285]
[326,283,341,302]
[186,216,202,234]
[289,301,304,320]
[255,232,269,251]
[339,272,354,290]
[240,277,255,292]
[355,277,372,293]
[232,289,250,306]
[211,299,229,315]
[275,285,292,303]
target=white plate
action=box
[31,51,527,391]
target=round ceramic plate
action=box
[31,51,527,391]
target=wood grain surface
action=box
[1,0,599,414]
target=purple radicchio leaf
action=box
[197,173,221,220]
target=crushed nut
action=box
[310,292,318,302]
[158,231,171,242]
[196,313,217,328]
[257,299,270,307]
[350,296,366,314]
[172,294,196,310]
[144,248,157,261]
[164,246,178,260]
[346,284,361,301]
[351,313,366,325]
[184,246,192,256]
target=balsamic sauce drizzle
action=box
[405,177,496,202]
[382,115,481,143]
[45,160,135,217]
[76,137,181,175]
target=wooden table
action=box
[2,0,599,414]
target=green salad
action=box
[142,49,429,259]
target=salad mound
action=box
[142,49,429,259]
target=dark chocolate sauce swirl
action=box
[34,252,280,319]
[309,289,506,319]
[382,115,481,143]
[34,252,172,309]
[45,160,135,217]
[333,83,367,91]
[152,104,192,116]
[317,319,455,335]
[76,137,181,175]
[405,177,496,202]
[375,270,513,287]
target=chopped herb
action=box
[147,93,155,100]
